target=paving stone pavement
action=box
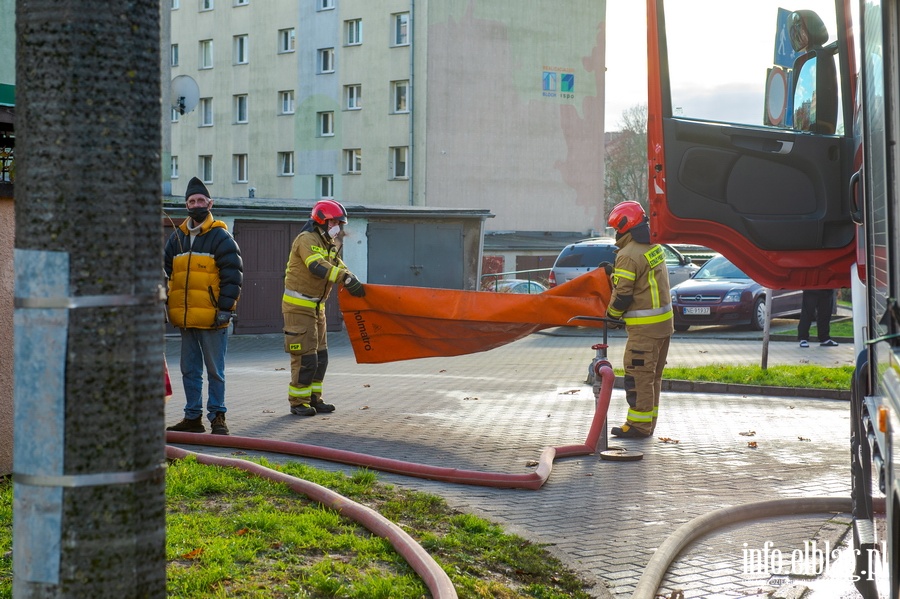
[165,324,864,598]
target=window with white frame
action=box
[171,107,181,122]
[234,35,248,64]
[318,111,334,136]
[278,28,295,53]
[394,13,409,46]
[199,97,213,126]
[171,0,180,9]
[392,80,409,113]
[345,149,362,174]
[199,39,213,69]
[171,156,179,179]
[318,175,334,199]
[346,19,362,45]
[278,152,295,176]
[318,0,333,10]
[199,155,213,183]
[318,48,334,73]
[279,90,295,114]
[233,154,248,182]
[234,95,248,123]
[171,44,179,67]
[200,0,213,10]
[391,146,408,179]
[345,84,361,110]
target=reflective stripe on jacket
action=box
[607,234,674,337]
[283,228,347,313]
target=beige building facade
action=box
[167,0,608,234]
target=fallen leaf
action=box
[235,528,249,536]
[463,396,479,401]
[363,384,371,388]
[698,350,708,354]
[525,460,539,467]
[439,369,447,373]
[747,441,758,449]
[798,436,811,442]
[359,406,369,410]
[181,548,203,560]
[274,367,285,371]
[262,409,274,413]
[560,389,580,395]
[739,431,756,437]
[658,437,680,444]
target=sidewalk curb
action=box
[613,376,851,401]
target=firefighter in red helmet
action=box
[604,201,674,438]
[282,199,365,416]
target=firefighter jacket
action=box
[607,232,674,338]
[282,226,349,314]
[164,213,243,329]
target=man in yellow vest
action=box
[604,201,674,438]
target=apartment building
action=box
[166,0,608,234]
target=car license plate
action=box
[683,306,710,315]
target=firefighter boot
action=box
[310,394,335,413]
[610,424,651,439]
[290,403,317,416]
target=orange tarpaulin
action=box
[338,268,611,364]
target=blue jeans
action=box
[179,327,228,420]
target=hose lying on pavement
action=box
[166,445,458,599]
[632,496,854,598]
[167,360,616,490]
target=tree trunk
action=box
[13,1,166,597]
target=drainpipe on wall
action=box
[408,0,415,206]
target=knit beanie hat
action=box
[185,177,210,201]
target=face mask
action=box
[188,207,209,223]
[328,225,342,239]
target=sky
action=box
[603,0,841,130]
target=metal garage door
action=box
[367,222,463,288]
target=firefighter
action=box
[604,201,674,438]
[282,199,365,416]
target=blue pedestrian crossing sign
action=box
[774,8,802,68]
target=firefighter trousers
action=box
[283,306,328,408]
[622,331,670,436]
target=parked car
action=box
[483,279,548,294]
[669,254,803,331]
[548,238,699,288]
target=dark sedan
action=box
[670,254,803,331]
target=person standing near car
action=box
[282,200,366,416]
[798,289,838,347]
[603,201,674,439]
[165,177,243,435]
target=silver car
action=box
[548,238,699,288]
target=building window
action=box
[234,0,248,5]
[278,28,295,53]
[171,156,179,179]
[234,95,248,123]
[392,80,409,113]
[199,39,213,69]
[200,0,213,10]
[318,111,334,136]
[199,155,213,183]
[318,175,334,199]
[345,149,362,174]
[318,48,334,73]
[278,152,295,176]
[346,19,362,46]
[394,12,409,46]
[171,0,180,9]
[234,35,248,64]
[318,0,333,10]
[171,44,179,67]
[199,97,213,126]
[279,90,295,114]
[233,154,248,182]
[345,84,361,110]
[171,107,181,122]
[391,146,408,179]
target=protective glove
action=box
[344,274,366,297]
[214,310,234,328]
[598,262,613,276]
